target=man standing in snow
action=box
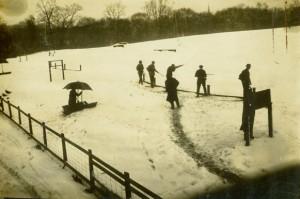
[239,64,254,139]
[166,64,183,79]
[195,65,207,97]
[147,61,158,88]
[239,63,252,98]
[165,76,180,109]
[136,60,144,84]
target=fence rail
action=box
[0,96,162,199]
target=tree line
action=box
[1,0,300,59]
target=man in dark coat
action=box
[194,65,207,97]
[136,60,144,84]
[68,88,82,106]
[239,63,252,98]
[147,61,158,88]
[165,77,180,109]
[166,64,183,79]
[239,64,254,139]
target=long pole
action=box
[285,0,288,51]
[272,8,275,54]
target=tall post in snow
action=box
[272,8,275,54]
[284,0,288,51]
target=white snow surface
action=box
[0,115,96,199]
[0,27,300,199]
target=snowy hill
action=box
[0,26,300,198]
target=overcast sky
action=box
[0,0,286,25]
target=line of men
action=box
[138,60,254,142]
[136,60,208,109]
[136,60,251,107]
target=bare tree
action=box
[104,1,125,20]
[53,3,82,28]
[144,0,172,20]
[36,0,58,31]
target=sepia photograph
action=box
[0,0,299,198]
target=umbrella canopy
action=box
[63,81,92,90]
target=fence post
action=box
[250,88,256,139]
[48,61,52,82]
[88,149,95,192]
[7,100,12,119]
[62,64,65,80]
[8,101,12,118]
[207,85,210,95]
[124,172,131,199]
[61,133,68,165]
[28,114,33,136]
[0,96,3,111]
[268,103,273,137]
[18,106,22,124]
[42,122,47,147]
[80,65,82,71]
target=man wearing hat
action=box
[166,64,183,79]
[147,61,158,88]
[194,65,207,97]
[239,63,254,136]
[136,60,144,84]
[239,63,252,98]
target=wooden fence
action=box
[0,96,162,199]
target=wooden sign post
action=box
[241,88,273,146]
[48,60,65,82]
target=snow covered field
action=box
[0,26,300,198]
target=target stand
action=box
[241,88,273,146]
[48,60,65,82]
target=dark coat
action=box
[68,89,81,106]
[239,69,251,86]
[166,65,176,78]
[136,63,144,73]
[195,69,207,81]
[147,64,157,77]
[165,77,179,102]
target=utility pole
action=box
[284,0,288,51]
[272,8,275,54]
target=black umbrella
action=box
[64,81,92,103]
[63,81,92,90]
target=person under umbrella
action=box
[64,81,92,106]
[63,81,96,115]
[68,88,82,106]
